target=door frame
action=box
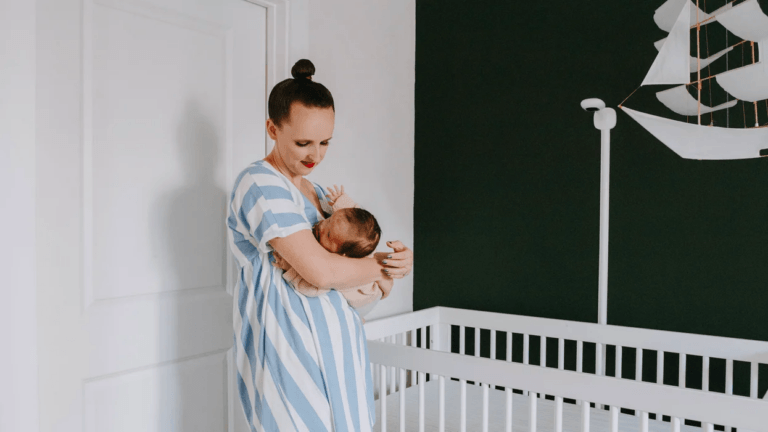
[224,1,302,430]
[1,1,39,431]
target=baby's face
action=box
[312,210,356,254]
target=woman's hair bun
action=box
[291,59,316,80]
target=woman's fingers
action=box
[383,251,411,261]
[385,240,408,252]
[382,266,410,278]
[382,240,412,276]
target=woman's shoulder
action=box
[231,160,298,203]
[234,160,286,188]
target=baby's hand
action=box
[325,184,345,205]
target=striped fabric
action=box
[227,160,375,431]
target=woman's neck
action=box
[264,150,303,189]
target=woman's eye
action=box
[296,142,310,147]
[321,141,330,146]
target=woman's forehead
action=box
[285,105,334,137]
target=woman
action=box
[227,59,413,431]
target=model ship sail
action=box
[621,0,768,160]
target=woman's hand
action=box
[375,240,413,278]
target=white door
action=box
[35,0,269,430]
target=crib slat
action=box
[702,356,710,392]
[657,350,664,385]
[679,353,686,388]
[577,340,584,373]
[672,416,681,432]
[726,358,733,395]
[482,384,489,432]
[581,399,590,432]
[505,331,513,432]
[635,348,643,416]
[475,327,480,357]
[410,329,417,386]
[596,343,605,409]
[529,392,537,432]
[421,326,428,386]
[540,337,547,398]
[576,341,583,406]
[460,379,467,432]
[438,375,445,432]
[380,364,387,432]
[521,333,530,395]
[459,325,465,355]
[419,371,426,432]
[475,327,481,386]
[596,343,603,376]
[389,335,396,394]
[640,411,649,432]
[651,350,663,422]
[555,396,563,432]
[523,333,530,365]
[374,360,380,397]
[490,330,497,360]
[602,343,608,377]
[506,388,513,432]
[616,345,624,414]
[558,338,565,370]
[704,423,714,432]
[400,367,406,432]
[750,361,758,398]
[610,405,619,432]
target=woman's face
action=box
[267,103,335,178]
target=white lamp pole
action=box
[582,98,617,326]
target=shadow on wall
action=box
[151,100,230,430]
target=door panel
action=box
[36,0,266,430]
[90,2,228,300]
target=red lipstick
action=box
[302,161,315,168]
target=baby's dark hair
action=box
[268,59,335,127]
[338,208,382,258]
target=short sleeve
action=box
[314,184,335,216]
[229,164,312,255]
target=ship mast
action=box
[752,41,758,127]
[696,0,701,125]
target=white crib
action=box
[365,307,768,432]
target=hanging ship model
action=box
[620,0,768,160]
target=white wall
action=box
[0,1,40,431]
[305,0,415,319]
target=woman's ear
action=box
[266,118,279,140]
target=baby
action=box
[272,185,392,319]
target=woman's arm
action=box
[269,230,385,289]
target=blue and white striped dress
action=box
[227,160,375,431]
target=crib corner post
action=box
[431,323,452,352]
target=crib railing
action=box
[365,307,768,432]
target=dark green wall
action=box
[414,0,768,343]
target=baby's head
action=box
[312,208,381,258]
